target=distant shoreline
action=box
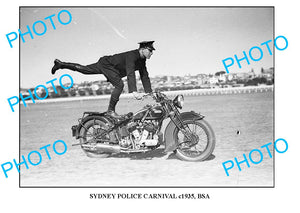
[20,85,273,105]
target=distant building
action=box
[260,67,274,81]
[235,71,256,80]
[209,76,218,84]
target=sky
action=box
[20,7,273,88]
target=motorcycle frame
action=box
[72,92,205,152]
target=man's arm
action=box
[125,54,137,93]
[139,63,152,93]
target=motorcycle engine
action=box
[125,121,161,148]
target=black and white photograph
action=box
[1,0,300,212]
[19,7,274,187]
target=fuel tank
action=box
[133,105,164,120]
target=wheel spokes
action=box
[177,122,208,156]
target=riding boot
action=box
[51,59,63,74]
[106,97,123,119]
[51,59,92,75]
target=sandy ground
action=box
[20,92,273,187]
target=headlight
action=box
[173,95,184,109]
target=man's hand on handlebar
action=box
[131,91,145,100]
[131,92,154,100]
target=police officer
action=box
[51,41,155,118]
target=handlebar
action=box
[142,92,156,99]
[141,90,168,102]
[131,90,167,102]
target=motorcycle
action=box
[71,91,215,161]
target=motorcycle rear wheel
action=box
[174,119,215,161]
[79,118,112,158]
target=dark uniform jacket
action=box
[100,49,152,93]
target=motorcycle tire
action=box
[173,119,215,162]
[79,118,112,158]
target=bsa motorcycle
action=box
[71,91,215,161]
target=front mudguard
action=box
[71,112,112,139]
[164,111,205,152]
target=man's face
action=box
[143,48,153,59]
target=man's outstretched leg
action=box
[51,59,100,75]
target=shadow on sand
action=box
[106,148,215,162]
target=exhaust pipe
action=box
[95,143,121,153]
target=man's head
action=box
[138,41,155,59]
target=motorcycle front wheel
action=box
[174,119,215,161]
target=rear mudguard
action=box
[72,112,112,139]
[164,111,205,152]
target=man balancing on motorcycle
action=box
[51,41,155,119]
